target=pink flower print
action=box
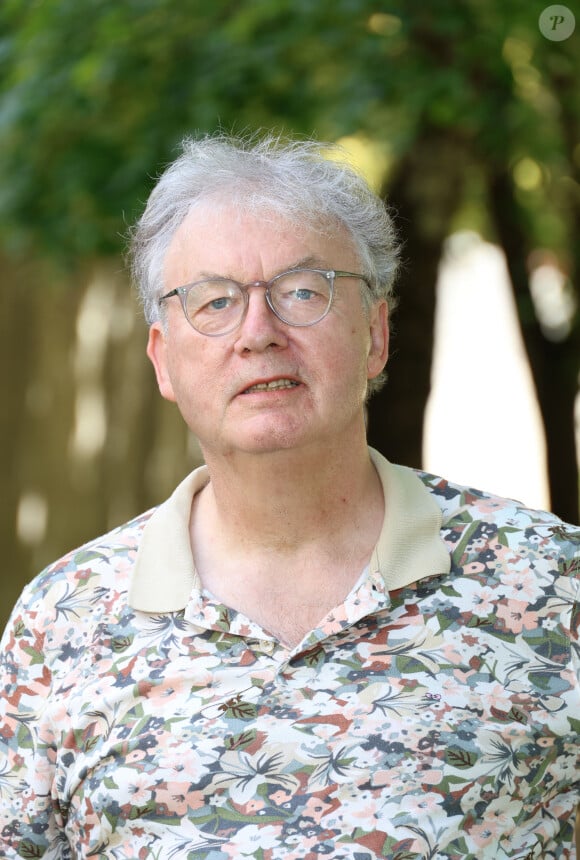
[239,798,265,815]
[402,791,444,815]
[468,797,521,848]
[127,772,154,805]
[496,599,539,634]
[468,819,503,848]
[477,681,514,713]
[498,567,544,602]
[463,561,486,575]
[153,782,191,815]
[303,795,332,823]
[420,768,444,786]
[473,498,505,515]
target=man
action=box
[1,134,578,859]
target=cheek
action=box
[322,335,370,399]
[164,348,208,414]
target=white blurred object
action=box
[424,231,551,510]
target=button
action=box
[261,640,276,654]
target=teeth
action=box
[245,379,299,393]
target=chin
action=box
[225,427,316,458]
[240,435,307,456]
[234,415,312,449]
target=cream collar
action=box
[128,448,450,613]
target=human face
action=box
[147,204,388,459]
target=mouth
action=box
[241,378,301,395]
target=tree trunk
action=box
[0,258,201,636]
[487,170,579,523]
[367,126,467,468]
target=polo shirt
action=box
[1,449,578,859]
[129,448,451,613]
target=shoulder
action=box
[416,469,578,551]
[1,508,156,661]
[28,509,154,605]
[410,472,579,680]
[412,470,579,606]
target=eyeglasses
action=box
[158,268,369,337]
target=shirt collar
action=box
[128,447,450,613]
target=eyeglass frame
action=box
[157,267,371,336]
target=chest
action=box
[200,559,369,649]
[48,585,578,858]
[231,576,364,648]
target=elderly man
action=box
[1,135,579,859]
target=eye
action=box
[274,271,329,302]
[291,288,317,302]
[206,295,233,311]
[189,281,241,317]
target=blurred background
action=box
[1,0,579,633]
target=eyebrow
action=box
[280,255,330,272]
[191,256,332,284]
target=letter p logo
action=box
[539,5,575,40]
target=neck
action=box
[190,427,384,646]
[197,430,378,557]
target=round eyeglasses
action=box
[158,268,370,337]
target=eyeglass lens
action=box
[185,270,332,335]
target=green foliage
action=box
[0,0,578,258]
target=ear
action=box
[146,322,177,403]
[366,300,389,381]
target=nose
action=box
[233,283,289,354]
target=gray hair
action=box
[129,133,399,394]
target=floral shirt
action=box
[1,451,579,860]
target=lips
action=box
[241,377,301,394]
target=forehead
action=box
[163,201,361,285]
